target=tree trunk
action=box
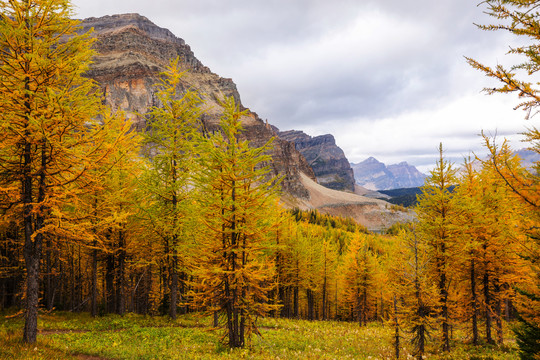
[293,286,299,318]
[494,279,503,344]
[393,295,400,360]
[169,249,178,320]
[362,282,368,325]
[484,269,494,344]
[438,252,450,352]
[322,262,327,320]
[45,238,53,311]
[470,258,479,345]
[23,239,41,344]
[116,230,126,315]
[91,245,98,317]
[23,137,47,343]
[106,252,115,314]
[307,288,315,321]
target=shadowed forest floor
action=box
[0,311,519,359]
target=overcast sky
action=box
[71,0,533,172]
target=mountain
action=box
[80,14,316,199]
[276,129,355,192]
[81,13,409,230]
[351,157,426,190]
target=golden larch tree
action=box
[191,96,280,348]
[0,0,109,343]
[416,144,458,352]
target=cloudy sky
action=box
[71,0,533,172]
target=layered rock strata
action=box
[277,130,356,192]
[80,14,315,198]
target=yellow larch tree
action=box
[340,231,378,326]
[0,0,114,343]
[453,157,484,345]
[140,58,204,320]
[389,225,437,360]
[416,143,458,352]
[191,96,280,348]
[467,1,540,356]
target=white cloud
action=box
[70,0,536,173]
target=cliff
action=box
[277,129,356,192]
[80,14,316,198]
[79,14,408,230]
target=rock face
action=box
[80,14,315,198]
[277,130,356,192]
[351,157,426,190]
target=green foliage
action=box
[0,312,520,359]
[514,316,540,360]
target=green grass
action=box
[0,311,520,359]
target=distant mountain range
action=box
[351,157,427,191]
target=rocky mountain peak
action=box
[277,129,355,192]
[351,157,426,190]
[365,156,380,163]
[82,14,315,198]
[81,13,185,45]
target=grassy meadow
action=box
[0,311,519,359]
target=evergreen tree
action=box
[191,96,280,348]
[0,0,108,343]
[468,2,540,355]
[416,144,458,352]
[140,58,203,319]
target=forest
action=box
[1,0,540,359]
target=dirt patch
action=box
[77,355,110,360]
[39,329,90,335]
[297,172,414,230]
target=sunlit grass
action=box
[0,311,520,359]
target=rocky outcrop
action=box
[351,157,426,190]
[81,14,315,198]
[277,130,355,192]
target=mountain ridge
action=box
[81,13,316,199]
[351,157,426,190]
[276,129,356,192]
[82,13,409,230]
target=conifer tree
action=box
[416,144,458,352]
[191,96,280,348]
[140,58,203,320]
[454,158,483,345]
[468,2,540,356]
[0,0,108,343]
[340,232,376,326]
[390,225,436,360]
[320,234,339,320]
[83,111,142,317]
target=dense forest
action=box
[1,0,540,359]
